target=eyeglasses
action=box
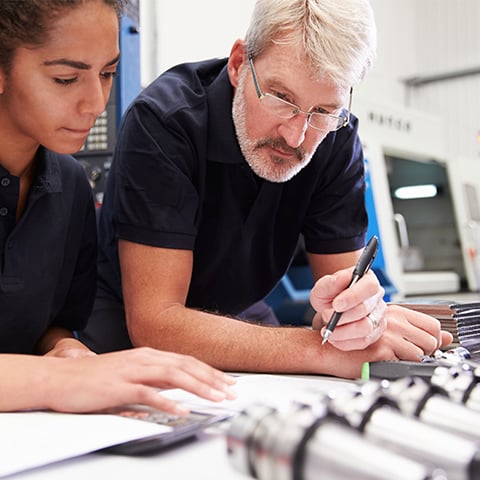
[248,55,352,132]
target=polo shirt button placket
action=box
[0,177,11,188]
[0,177,12,217]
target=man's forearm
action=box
[125,304,367,377]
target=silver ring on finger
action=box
[367,311,381,330]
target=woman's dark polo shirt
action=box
[97,58,367,315]
[0,148,97,353]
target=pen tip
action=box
[321,332,330,345]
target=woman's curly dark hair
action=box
[0,0,126,74]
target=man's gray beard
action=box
[232,86,312,183]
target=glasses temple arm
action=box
[248,55,264,99]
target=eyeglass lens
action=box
[260,94,347,131]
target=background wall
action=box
[139,0,256,87]
[139,0,480,161]
[366,0,480,161]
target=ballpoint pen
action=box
[321,235,379,345]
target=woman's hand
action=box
[1,348,236,414]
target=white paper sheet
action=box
[0,411,169,477]
[163,373,358,414]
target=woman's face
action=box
[0,0,120,155]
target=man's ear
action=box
[227,39,247,88]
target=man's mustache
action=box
[255,138,304,162]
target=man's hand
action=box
[309,267,453,356]
[310,267,387,349]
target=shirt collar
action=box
[32,147,63,193]
[206,63,246,165]
[0,147,62,193]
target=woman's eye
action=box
[101,71,117,80]
[54,77,77,86]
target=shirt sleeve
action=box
[113,99,205,250]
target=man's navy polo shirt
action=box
[0,148,97,353]
[97,58,367,315]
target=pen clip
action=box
[353,235,378,278]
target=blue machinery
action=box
[117,1,141,121]
[74,3,141,202]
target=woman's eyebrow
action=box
[42,53,121,70]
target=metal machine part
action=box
[385,375,480,440]
[226,400,445,480]
[329,382,480,480]
[431,363,480,411]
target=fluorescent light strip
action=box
[394,184,438,200]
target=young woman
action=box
[0,0,235,413]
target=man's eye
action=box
[274,91,292,103]
[54,77,77,86]
[313,107,331,115]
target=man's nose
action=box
[278,112,309,148]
